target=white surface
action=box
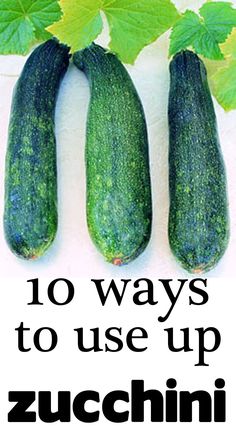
[0,1,236,433]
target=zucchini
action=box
[4,39,70,259]
[73,44,152,265]
[168,50,229,273]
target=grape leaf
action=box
[209,27,236,111]
[47,0,103,54]
[0,0,61,55]
[221,28,236,58]
[48,0,180,64]
[211,59,236,110]
[169,11,205,57]
[102,0,180,63]
[170,2,236,60]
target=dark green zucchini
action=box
[73,44,152,265]
[168,50,229,273]
[4,39,70,259]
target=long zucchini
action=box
[168,50,229,273]
[73,44,152,265]
[4,39,70,259]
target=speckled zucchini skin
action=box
[168,50,229,273]
[73,44,152,265]
[4,40,69,259]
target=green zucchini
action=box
[4,39,70,259]
[168,50,229,273]
[73,44,152,265]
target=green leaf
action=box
[0,0,62,55]
[48,0,180,64]
[211,59,236,110]
[170,1,236,60]
[47,0,103,54]
[204,58,228,79]
[207,26,236,111]
[103,0,180,64]
[221,28,236,58]
[26,0,63,40]
[169,11,203,56]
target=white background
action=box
[0,0,235,433]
